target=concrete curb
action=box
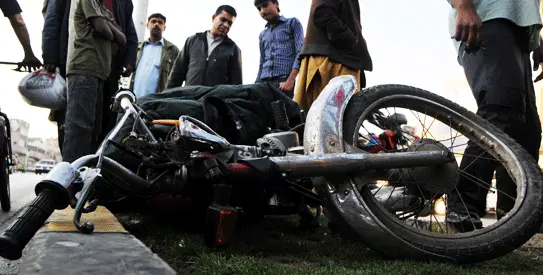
[522,233,543,250]
[19,206,176,274]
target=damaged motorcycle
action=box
[0,75,541,264]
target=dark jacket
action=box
[166,32,242,89]
[130,38,180,93]
[300,0,372,71]
[42,0,138,77]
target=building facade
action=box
[10,119,30,170]
[9,119,61,170]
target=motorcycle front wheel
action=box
[0,124,11,212]
[334,85,543,263]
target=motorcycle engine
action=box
[145,166,189,194]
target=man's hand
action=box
[533,39,543,82]
[453,4,482,51]
[16,55,42,72]
[44,64,57,74]
[279,78,295,93]
[122,64,133,77]
[115,31,127,47]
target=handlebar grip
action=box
[0,190,58,260]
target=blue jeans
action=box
[62,74,104,163]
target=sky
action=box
[0,0,531,138]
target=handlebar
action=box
[0,162,76,260]
[0,191,58,260]
[120,96,133,111]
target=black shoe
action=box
[445,212,483,233]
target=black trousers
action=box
[448,19,542,218]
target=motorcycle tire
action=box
[337,85,543,263]
[0,125,11,212]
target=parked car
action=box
[34,159,56,175]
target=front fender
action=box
[303,76,433,260]
[303,75,356,155]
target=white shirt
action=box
[206,31,224,56]
[133,38,164,98]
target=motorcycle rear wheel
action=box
[337,85,543,263]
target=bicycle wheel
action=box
[335,84,543,263]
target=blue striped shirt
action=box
[133,38,164,98]
[256,16,304,81]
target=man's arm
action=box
[291,18,304,71]
[89,18,126,46]
[280,18,304,92]
[106,20,126,45]
[172,46,181,63]
[255,32,264,82]
[90,18,114,41]
[450,0,482,50]
[80,0,124,44]
[533,37,543,82]
[166,39,191,89]
[42,0,64,72]
[8,13,42,71]
[121,1,138,76]
[313,0,357,50]
[229,46,243,85]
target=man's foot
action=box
[445,212,483,233]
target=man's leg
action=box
[57,111,65,154]
[447,19,532,230]
[98,68,121,145]
[62,75,104,163]
[494,48,542,219]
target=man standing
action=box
[62,0,127,163]
[130,13,180,98]
[166,5,242,88]
[254,0,304,98]
[293,0,372,112]
[1,0,42,71]
[42,0,138,151]
[445,0,543,232]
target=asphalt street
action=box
[0,173,44,275]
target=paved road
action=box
[0,173,44,275]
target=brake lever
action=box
[72,168,102,234]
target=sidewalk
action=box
[19,206,176,274]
